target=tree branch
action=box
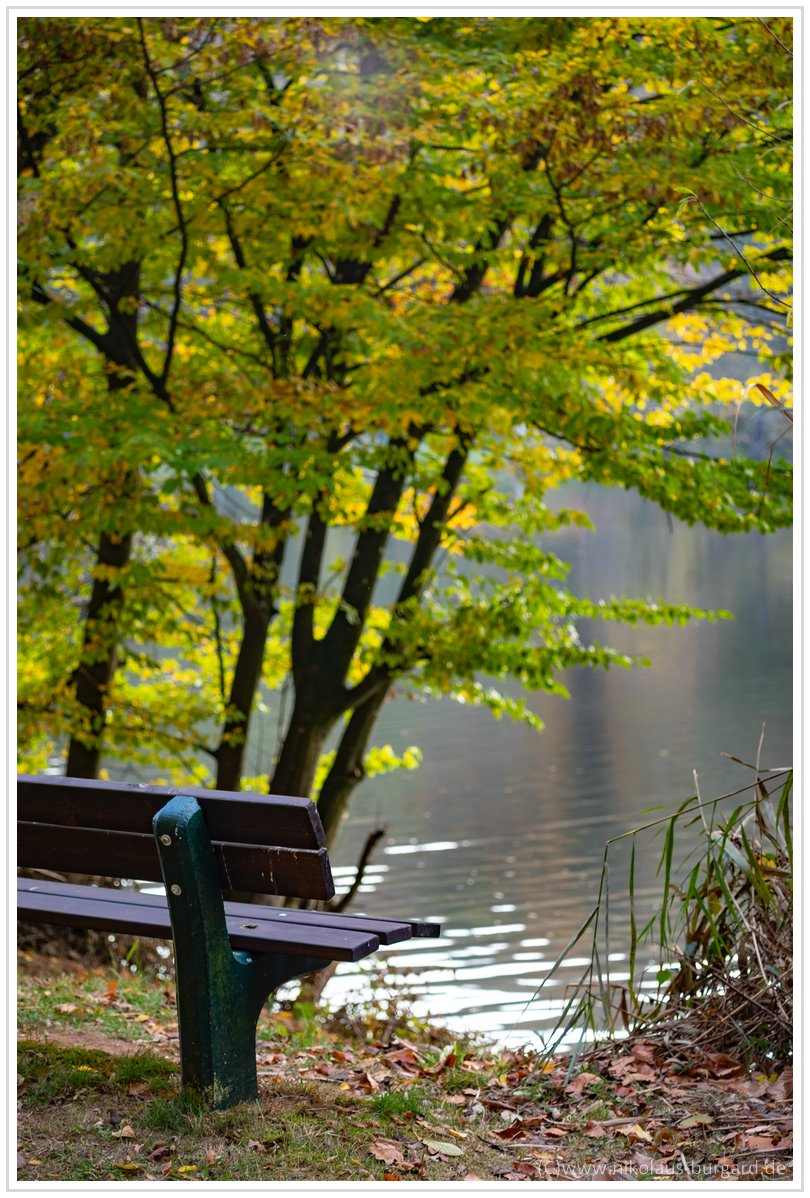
[137,18,189,388]
[599,249,790,343]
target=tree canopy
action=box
[17,16,792,841]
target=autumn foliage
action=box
[18,17,792,834]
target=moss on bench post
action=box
[153,795,330,1109]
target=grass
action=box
[17,938,792,1183]
[16,958,516,1182]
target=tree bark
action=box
[269,696,337,799]
[65,525,133,778]
[315,691,389,844]
[215,603,272,791]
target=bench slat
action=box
[17,882,379,962]
[17,775,325,849]
[17,823,334,900]
[17,878,429,944]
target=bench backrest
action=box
[17,775,335,900]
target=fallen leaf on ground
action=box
[678,1113,713,1129]
[110,1125,136,1140]
[616,1123,653,1144]
[422,1139,463,1157]
[565,1070,602,1095]
[630,1042,658,1066]
[494,1122,525,1141]
[583,1120,609,1137]
[699,1053,745,1079]
[368,1139,407,1166]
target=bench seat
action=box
[18,877,438,960]
[17,775,441,1107]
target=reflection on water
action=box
[313,483,792,1050]
[91,481,790,1052]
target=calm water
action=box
[94,479,791,1051]
[286,482,793,1049]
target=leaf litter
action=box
[17,960,792,1182]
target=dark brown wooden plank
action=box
[17,775,325,850]
[17,883,379,961]
[17,824,334,900]
[17,878,429,944]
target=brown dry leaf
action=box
[629,1042,657,1067]
[110,1125,137,1140]
[616,1123,654,1144]
[701,1052,745,1079]
[508,1162,541,1178]
[368,1139,407,1166]
[246,1140,266,1153]
[56,1002,79,1014]
[609,1056,655,1083]
[383,1047,419,1067]
[742,1133,780,1151]
[543,1127,569,1139]
[421,1051,458,1076]
[565,1070,602,1095]
[127,1082,153,1099]
[583,1120,609,1138]
[357,1070,383,1092]
[147,1144,172,1161]
[494,1122,525,1142]
[460,1056,488,1072]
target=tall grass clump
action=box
[536,748,792,1072]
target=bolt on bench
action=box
[17,775,440,1108]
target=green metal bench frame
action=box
[153,795,330,1107]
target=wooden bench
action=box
[17,775,439,1108]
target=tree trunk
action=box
[316,691,388,845]
[270,697,337,800]
[65,526,133,778]
[63,269,142,780]
[215,604,271,791]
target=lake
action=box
[82,475,792,1052]
[290,481,793,1050]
